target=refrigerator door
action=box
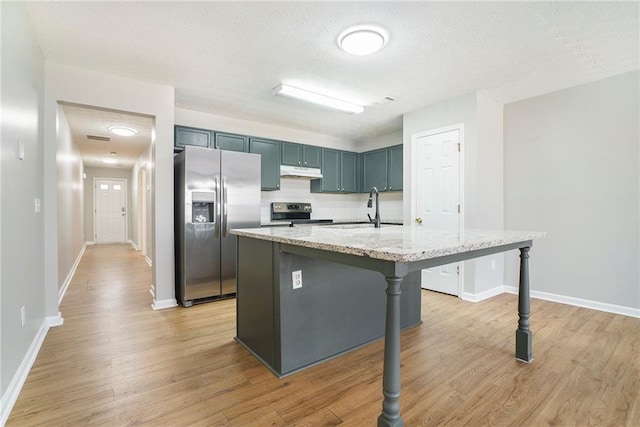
[220,150,261,295]
[182,146,222,302]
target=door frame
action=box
[93,177,128,244]
[138,164,148,257]
[410,123,465,296]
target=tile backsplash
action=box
[261,178,403,222]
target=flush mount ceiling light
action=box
[109,126,137,137]
[102,158,117,164]
[338,25,388,56]
[273,84,364,114]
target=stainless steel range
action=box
[270,202,333,226]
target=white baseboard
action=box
[503,286,640,318]
[128,239,139,251]
[59,245,86,304]
[0,319,49,426]
[46,312,64,327]
[152,298,178,310]
[145,256,152,267]
[461,285,505,302]
[85,240,95,246]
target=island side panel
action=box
[236,236,276,369]
[278,252,420,376]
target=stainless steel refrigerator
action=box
[174,145,261,306]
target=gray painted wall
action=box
[83,167,133,243]
[403,92,505,295]
[56,106,84,290]
[1,1,46,398]
[504,71,640,309]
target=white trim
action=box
[85,240,96,246]
[411,123,465,296]
[59,245,86,304]
[128,239,139,251]
[46,312,64,327]
[145,256,152,267]
[152,298,178,310]
[0,319,49,426]
[504,286,640,318]
[460,285,505,302]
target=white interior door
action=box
[412,126,462,296]
[95,178,127,243]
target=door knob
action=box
[415,217,423,224]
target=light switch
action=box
[34,198,41,213]
[18,141,25,160]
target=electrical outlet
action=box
[20,306,26,327]
[292,270,302,289]
[491,259,496,270]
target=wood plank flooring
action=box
[8,243,640,426]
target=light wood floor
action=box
[8,244,640,426]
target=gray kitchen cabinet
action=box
[388,144,403,191]
[311,148,357,193]
[363,148,389,191]
[174,125,212,149]
[281,142,322,168]
[362,145,403,192]
[250,138,281,191]
[215,132,248,152]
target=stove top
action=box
[271,202,333,226]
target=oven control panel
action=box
[271,202,312,213]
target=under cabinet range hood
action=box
[280,165,323,179]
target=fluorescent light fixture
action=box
[338,25,388,56]
[109,126,137,137]
[102,158,117,164]
[273,84,364,114]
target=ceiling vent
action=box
[87,135,111,142]
[371,96,396,106]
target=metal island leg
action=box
[378,275,405,427]
[516,247,533,362]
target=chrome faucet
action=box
[367,187,381,228]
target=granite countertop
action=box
[231,225,546,263]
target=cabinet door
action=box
[175,126,211,149]
[302,145,321,168]
[320,149,340,192]
[250,138,281,191]
[340,152,358,193]
[215,132,248,152]
[281,142,303,166]
[363,149,389,191]
[388,145,403,191]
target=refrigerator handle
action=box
[214,177,221,238]
[222,176,228,237]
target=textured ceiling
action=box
[27,1,639,149]
[61,104,153,168]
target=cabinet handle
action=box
[389,187,392,190]
[298,161,301,165]
[304,162,307,165]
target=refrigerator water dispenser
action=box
[191,191,215,223]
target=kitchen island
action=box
[231,224,545,427]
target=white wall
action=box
[358,130,403,152]
[0,1,46,419]
[504,71,640,312]
[44,63,175,312]
[56,106,84,291]
[83,167,133,244]
[130,145,152,252]
[175,108,404,223]
[403,92,506,296]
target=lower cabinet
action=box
[311,148,357,193]
[249,138,281,191]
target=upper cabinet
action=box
[175,126,212,149]
[215,132,248,152]
[249,137,281,191]
[281,142,321,168]
[310,149,357,193]
[362,144,403,192]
